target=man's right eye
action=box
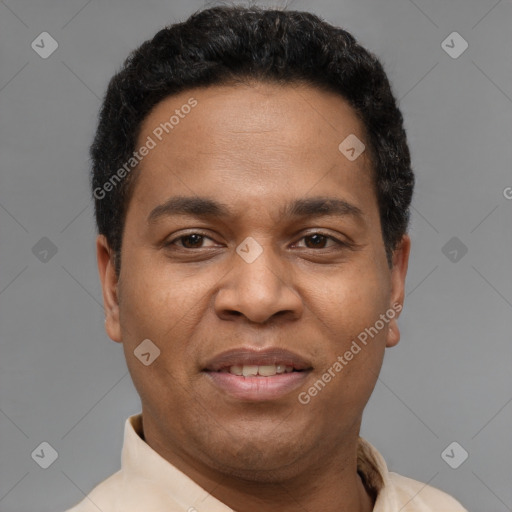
[165,232,219,249]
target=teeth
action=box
[229,364,294,376]
[258,365,278,376]
[230,365,243,376]
[242,365,259,377]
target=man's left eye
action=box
[295,233,342,249]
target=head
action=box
[95,5,413,482]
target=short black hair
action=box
[91,4,414,276]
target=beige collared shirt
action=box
[65,414,467,512]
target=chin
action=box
[193,428,312,482]
[211,452,306,483]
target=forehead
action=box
[140,81,368,157]
[129,81,376,222]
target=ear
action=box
[96,234,122,343]
[386,234,411,348]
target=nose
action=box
[214,242,303,325]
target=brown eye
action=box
[179,234,205,248]
[166,232,217,249]
[303,234,329,249]
[296,232,343,249]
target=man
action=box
[66,5,467,511]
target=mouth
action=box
[202,348,313,401]
[217,363,298,376]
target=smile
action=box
[223,364,294,376]
[203,347,313,401]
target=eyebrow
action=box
[147,195,364,224]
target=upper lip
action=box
[203,347,313,372]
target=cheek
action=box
[308,260,391,337]
[117,254,217,379]
[119,252,193,330]
[117,264,198,417]
[303,261,390,398]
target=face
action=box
[97,81,410,481]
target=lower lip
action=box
[204,371,311,401]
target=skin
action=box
[97,81,410,512]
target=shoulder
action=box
[388,472,468,511]
[61,468,187,512]
[62,471,123,512]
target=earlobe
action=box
[386,318,401,347]
[385,235,411,348]
[96,234,122,343]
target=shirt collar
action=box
[122,413,397,511]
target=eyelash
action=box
[165,231,349,250]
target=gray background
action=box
[0,0,511,511]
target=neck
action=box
[143,419,375,512]
[203,455,375,512]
